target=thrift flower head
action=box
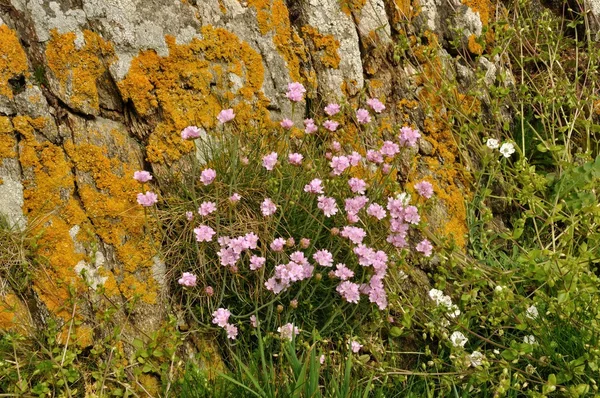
[185,211,194,221]
[250,315,257,328]
[331,140,342,152]
[224,324,238,340]
[500,142,515,158]
[367,203,386,220]
[205,286,214,296]
[278,323,300,341]
[217,108,235,123]
[313,249,333,267]
[380,141,400,157]
[229,193,241,203]
[330,156,350,175]
[350,340,363,353]
[133,170,153,183]
[280,119,294,129]
[486,138,500,149]
[212,308,231,327]
[345,195,368,214]
[304,178,324,194]
[324,103,341,116]
[366,150,383,164]
[300,238,310,249]
[261,198,277,216]
[337,281,360,303]
[416,239,433,257]
[317,196,338,217]
[262,152,278,170]
[198,201,217,216]
[286,82,306,102]
[341,226,366,245]
[356,108,371,124]
[194,225,216,242]
[381,163,391,175]
[304,118,317,134]
[250,255,266,270]
[414,181,434,199]
[348,151,362,166]
[399,126,421,147]
[181,125,204,140]
[367,98,385,113]
[334,263,354,280]
[270,238,286,252]
[288,153,303,165]
[200,168,216,185]
[178,272,197,287]
[323,120,339,132]
[137,191,158,207]
[450,331,468,348]
[349,178,367,194]
[404,206,420,224]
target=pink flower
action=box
[133,170,153,183]
[356,108,371,124]
[212,308,231,327]
[414,181,434,199]
[334,263,354,280]
[243,233,259,250]
[217,108,236,123]
[137,191,158,207]
[224,324,238,340]
[330,156,350,176]
[304,178,324,194]
[350,340,363,353]
[205,286,214,296]
[317,196,338,217]
[262,152,278,171]
[340,226,366,245]
[366,150,383,164]
[416,239,433,257]
[348,178,367,194]
[229,193,241,203]
[270,237,286,252]
[194,225,216,242]
[280,119,294,129]
[250,315,257,327]
[380,141,400,157]
[348,151,362,166]
[250,255,266,270]
[278,323,300,341]
[241,156,249,165]
[399,126,421,147]
[367,98,385,113]
[313,249,333,267]
[300,238,310,249]
[331,141,342,152]
[288,153,303,165]
[347,212,359,224]
[198,201,217,216]
[178,272,197,287]
[319,355,325,364]
[323,120,339,132]
[185,211,194,221]
[336,281,360,303]
[381,163,391,174]
[181,125,204,140]
[387,234,407,248]
[261,198,277,216]
[367,203,386,220]
[324,103,341,116]
[304,118,318,134]
[200,168,216,185]
[404,205,420,224]
[286,82,306,102]
[344,195,368,214]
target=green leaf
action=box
[389,327,403,337]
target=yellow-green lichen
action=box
[301,26,341,69]
[0,25,29,99]
[45,29,115,113]
[0,116,16,160]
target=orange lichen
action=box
[45,30,115,113]
[462,0,492,26]
[390,0,418,22]
[341,0,367,16]
[0,293,32,332]
[0,116,16,159]
[301,26,341,69]
[119,26,272,164]
[247,0,308,82]
[467,34,483,55]
[0,25,29,99]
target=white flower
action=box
[395,192,411,205]
[494,285,505,293]
[486,138,500,149]
[428,288,444,304]
[319,354,325,364]
[525,305,539,320]
[499,142,515,158]
[523,335,536,345]
[448,304,461,318]
[450,331,468,348]
[278,323,299,342]
[469,351,484,367]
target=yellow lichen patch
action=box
[462,0,492,26]
[301,26,341,69]
[0,25,29,99]
[0,293,32,333]
[247,0,308,81]
[467,34,483,55]
[45,30,115,113]
[389,0,418,23]
[0,116,16,159]
[340,0,367,16]
[119,26,272,164]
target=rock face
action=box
[0,0,506,378]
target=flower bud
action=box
[277,304,284,313]
[290,299,298,309]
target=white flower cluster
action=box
[429,288,461,318]
[486,138,515,158]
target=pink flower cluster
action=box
[278,322,299,341]
[263,152,278,171]
[200,168,216,185]
[399,126,421,147]
[212,308,238,340]
[286,82,306,102]
[304,118,317,134]
[133,170,153,183]
[261,198,277,216]
[304,179,324,194]
[367,98,385,113]
[265,251,313,293]
[181,125,204,140]
[217,109,235,124]
[217,233,259,270]
[178,272,197,287]
[317,196,338,217]
[137,191,158,207]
